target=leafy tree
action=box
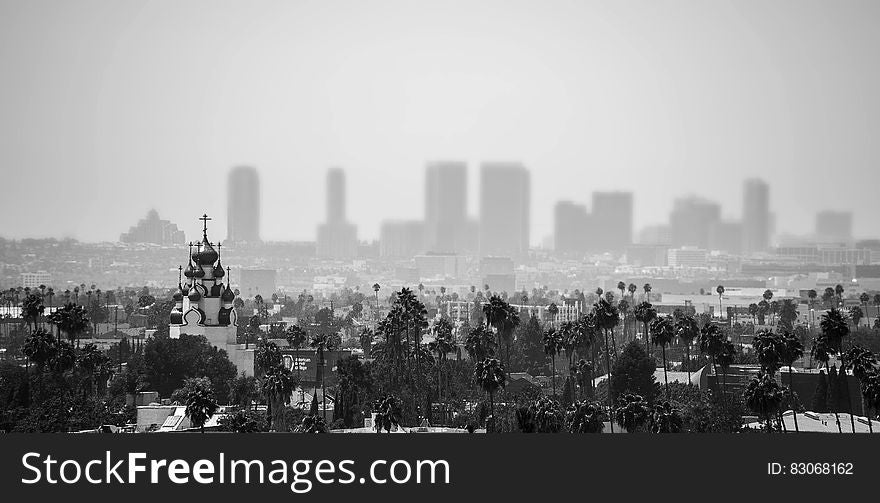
[529,396,565,433]
[610,341,658,404]
[219,408,266,432]
[142,333,237,402]
[227,373,260,409]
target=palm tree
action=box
[547,302,559,327]
[617,281,626,303]
[473,357,505,432]
[261,365,295,431]
[698,323,724,393]
[650,317,674,399]
[642,283,652,301]
[182,377,218,433]
[543,327,563,397]
[285,324,308,396]
[834,284,845,308]
[634,301,657,354]
[807,289,818,328]
[859,293,870,326]
[428,318,455,416]
[850,306,864,330]
[716,285,725,320]
[675,315,699,386]
[614,393,650,433]
[373,395,402,433]
[861,371,880,432]
[566,400,606,433]
[744,372,784,433]
[779,332,804,432]
[47,302,89,347]
[21,293,44,333]
[650,401,683,433]
[820,308,850,353]
[841,345,878,433]
[716,339,738,399]
[627,283,637,336]
[482,295,520,376]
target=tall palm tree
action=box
[261,365,295,431]
[859,293,870,327]
[21,293,44,334]
[482,295,520,376]
[543,327,563,397]
[285,324,308,397]
[642,283,652,301]
[807,289,818,328]
[675,315,699,385]
[650,317,675,399]
[634,301,657,354]
[716,285,725,320]
[834,284,845,308]
[744,372,783,433]
[474,357,505,432]
[779,331,804,432]
[698,323,724,393]
[841,345,878,433]
[428,318,455,415]
[820,308,850,353]
[861,371,880,432]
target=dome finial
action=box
[199,213,212,239]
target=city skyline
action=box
[2,1,880,244]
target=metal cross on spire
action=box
[199,213,212,238]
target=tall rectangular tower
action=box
[226,166,261,243]
[425,161,467,253]
[742,178,770,254]
[479,162,530,258]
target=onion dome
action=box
[172,286,184,302]
[181,283,190,296]
[221,284,235,303]
[183,261,196,278]
[197,238,218,265]
[193,264,206,278]
[188,288,202,302]
[213,260,225,278]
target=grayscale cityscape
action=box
[1,0,879,436]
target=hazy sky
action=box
[1,0,879,244]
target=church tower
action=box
[170,214,253,374]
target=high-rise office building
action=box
[479,162,530,258]
[742,178,770,254]
[425,161,468,253]
[317,168,358,259]
[326,167,346,224]
[380,220,425,258]
[554,201,589,253]
[815,210,853,243]
[226,166,260,243]
[669,196,721,248]
[120,209,185,245]
[588,191,633,253]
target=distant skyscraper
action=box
[554,201,589,253]
[380,220,425,258]
[326,167,346,224]
[815,210,853,243]
[742,179,770,254]
[317,168,358,259]
[709,220,743,255]
[588,191,633,253]
[227,166,260,243]
[669,196,721,248]
[120,209,185,245]
[479,162,530,257]
[425,161,468,253]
